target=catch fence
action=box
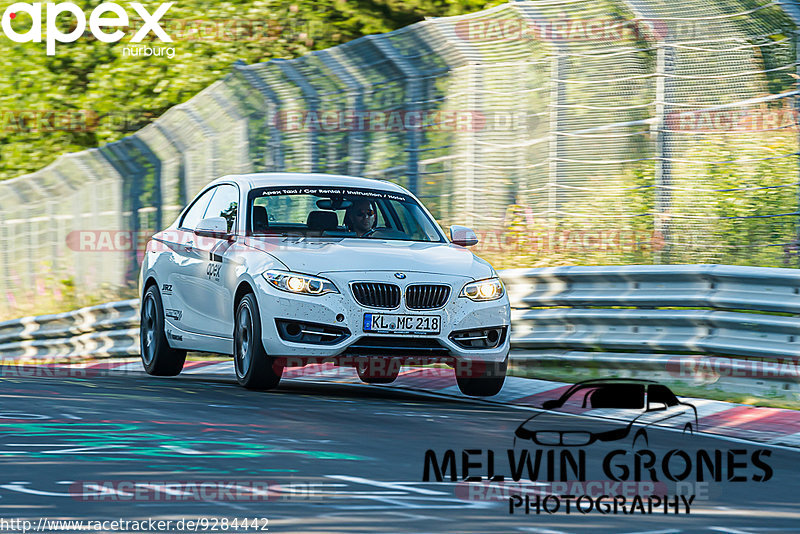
[1,0,799,317]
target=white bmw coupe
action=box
[139,173,510,396]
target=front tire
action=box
[234,293,283,390]
[455,357,507,397]
[140,284,186,376]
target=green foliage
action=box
[0,0,503,181]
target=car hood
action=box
[242,237,494,278]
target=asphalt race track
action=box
[0,372,797,533]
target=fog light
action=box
[285,322,302,337]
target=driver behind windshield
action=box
[344,199,377,237]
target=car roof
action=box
[208,172,411,195]
[570,378,659,386]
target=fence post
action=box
[466,64,477,228]
[775,2,800,267]
[276,60,321,173]
[130,137,162,233]
[232,61,285,171]
[654,43,673,264]
[794,29,800,268]
[370,37,422,196]
[176,106,218,188]
[0,200,6,311]
[101,141,143,285]
[548,53,566,232]
[153,122,189,208]
[321,49,366,177]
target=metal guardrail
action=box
[0,300,139,361]
[503,264,800,313]
[0,266,798,390]
[503,265,800,360]
[501,264,800,393]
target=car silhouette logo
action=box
[514,379,698,448]
[394,272,406,279]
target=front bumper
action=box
[252,271,510,363]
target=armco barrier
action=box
[0,300,139,361]
[502,265,800,359]
[0,266,798,394]
[502,264,800,397]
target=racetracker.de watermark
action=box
[455,480,675,501]
[137,17,326,43]
[0,110,156,134]
[274,110,535,132]
[0,360,501,381]
[666,107,798,132]
[666,356,800,381]
[70,480,321,501]
[451,18,705,42]
[64,228,666,256]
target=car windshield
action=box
[247,186,445,242]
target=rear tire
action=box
[356,358,401,384]
[234,293,283,390]
[140,284,187,376]
[455,357,507,397]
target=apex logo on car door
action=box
[186,183,239,338]
[156,186,216,332]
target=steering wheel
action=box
[361,228,377,238]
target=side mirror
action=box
[647,402,667,412]
[542,399,562,410]
[194,217,230,239]
[450,225,478,247]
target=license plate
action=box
[363,313,441,334]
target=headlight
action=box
[263,270,339,296]
[459,277,504,301]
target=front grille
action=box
[343,336,450,357]
[351,282,401,309]
[406,284,450,309]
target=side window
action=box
[204,184,239,233]
[562,388,596,410]
[373,202,387,228]
[388,200,439,241]
[648,385,679,407]
[180,188,216,230]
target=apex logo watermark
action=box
[1,2,173,55]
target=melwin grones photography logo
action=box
[1,2,173,55]
[421,379,776,517]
